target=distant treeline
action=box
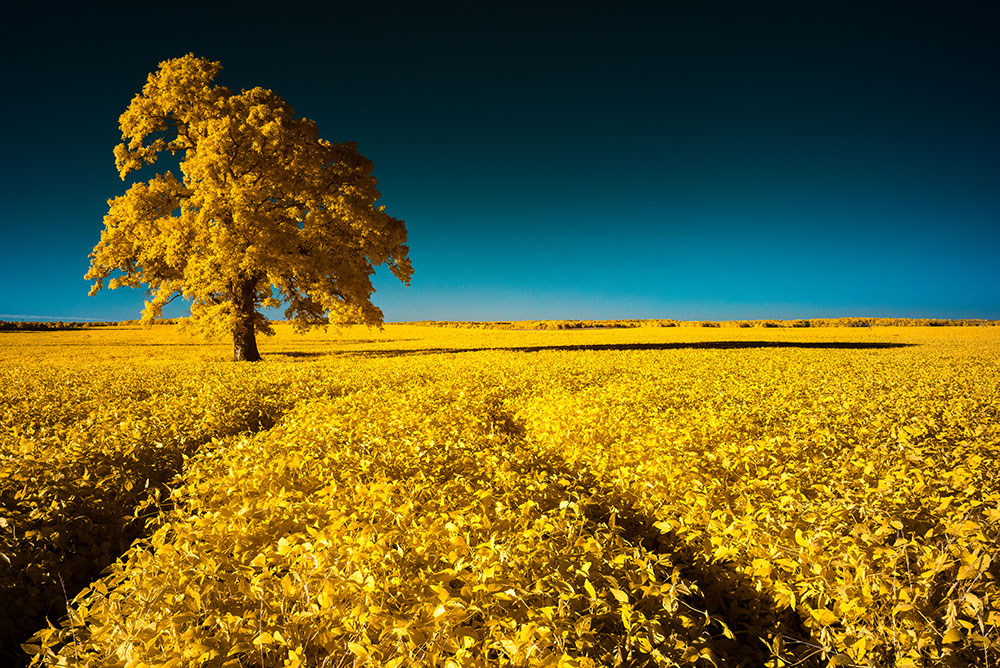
[403,318,999,330]
[3,317,997,332]
[0,319,182,331]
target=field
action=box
[1,324,998,667]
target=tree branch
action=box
[160,293,183,308]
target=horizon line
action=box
[2,315,997,325]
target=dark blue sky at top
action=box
[1,1,998,322]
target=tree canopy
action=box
[86,54,412,361]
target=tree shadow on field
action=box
[267,350,329,359]
[484,412,826,668]
[334,340,914,359]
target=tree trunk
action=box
[232,277,261,362]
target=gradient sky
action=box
[2,2,998,322]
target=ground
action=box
[2,323,998,667]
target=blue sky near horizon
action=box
[1,2,998,323]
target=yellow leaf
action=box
[942,627,963,644]
[347,642,368,659]
[809,607,838,626]
[750,558,772,577]
[957,563,979,579]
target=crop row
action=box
[25,378,769,667]
[4,328,999,666]
[0,362,341,657]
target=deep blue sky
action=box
[2,2,998,322]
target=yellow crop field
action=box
[2,324,998,667]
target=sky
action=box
[1,1,998,322]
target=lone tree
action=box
[87,55,412,361]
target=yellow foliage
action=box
[1,324,998,667]
[85,54,411,360]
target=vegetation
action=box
[403,318,998,330]
[1,324,998,666]
[0,320,183,331]
[85,54,411,361]
[3,318,992,333]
